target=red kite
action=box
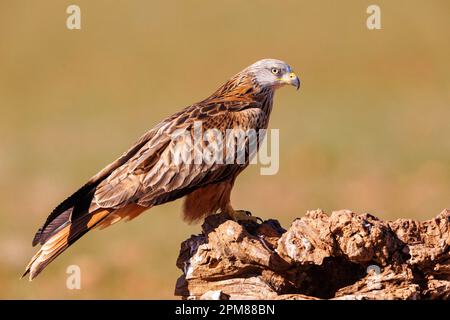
[23,59,300,280]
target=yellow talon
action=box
[225,207,261,223]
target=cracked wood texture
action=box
[174,209,450,300]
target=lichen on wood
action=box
[175,209,450,300]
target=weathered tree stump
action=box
[174,209,450,300]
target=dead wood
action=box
[175,209,450,300]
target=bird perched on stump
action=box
[23,58,300,280]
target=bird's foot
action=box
[228,210,262,223]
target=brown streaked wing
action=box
[92,99,264,210]
[32,116,172,245]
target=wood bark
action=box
[175,209,450,300]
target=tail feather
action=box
[23,209,111,280]
[23,204,147,280]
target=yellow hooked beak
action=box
[281,72,300,90]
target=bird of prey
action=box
[23,58,300,280]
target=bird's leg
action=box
[223,204,262,223]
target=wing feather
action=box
[92,100,265,210]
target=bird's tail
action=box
[22,209,111,281]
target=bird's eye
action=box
[271,68,280,75]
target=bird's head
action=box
[245,58,300,91]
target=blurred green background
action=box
[0,0,449,299]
